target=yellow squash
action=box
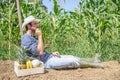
[26,60,33,69]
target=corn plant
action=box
[0,0,120,61]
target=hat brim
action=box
[22,19,40,30]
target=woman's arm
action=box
[36,29,44,55]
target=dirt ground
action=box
[0,60,120,80]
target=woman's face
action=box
[30,21,39,31]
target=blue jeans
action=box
[44,55,80,69]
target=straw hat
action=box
[22,16,39,30]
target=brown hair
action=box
[25,23,32,31]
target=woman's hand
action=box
[35,28,42,37]
[52,52,60,57]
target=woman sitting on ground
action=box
[21,16,103,69]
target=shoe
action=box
[91,63,104,68]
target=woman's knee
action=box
[71,61,80,68]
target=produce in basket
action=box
[26,60,33,69]
[17,47,43,70]
[17,47,33,69]
[32,59,43,68]
[18,64,26,69]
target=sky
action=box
[42,0,81,12]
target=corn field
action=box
[0,0,120,61]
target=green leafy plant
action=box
[0,0,120,61]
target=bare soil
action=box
[0,60,120,80]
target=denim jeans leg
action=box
[44,55,80,69]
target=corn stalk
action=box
[8,0,15,59]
